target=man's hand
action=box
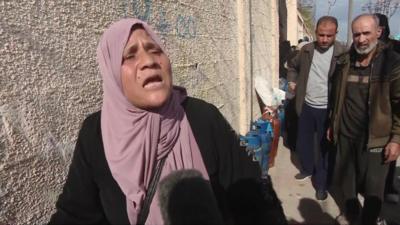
[288,82,296,94]
[326,127,333,142]
[384,142,400,163]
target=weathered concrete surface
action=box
[270,139,400,224]
[0,0,279,224]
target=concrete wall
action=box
[286,0,298,45]
[0,0,279,224]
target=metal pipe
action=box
[249,0,254,123]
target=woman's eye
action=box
[124,54,135,60]
[150,48,162,54]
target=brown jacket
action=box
[287,41,347,115]
[330,43,400,148]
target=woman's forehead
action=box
[125,28,159,49]
[128,27,151,41]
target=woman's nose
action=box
[139,51,157,70]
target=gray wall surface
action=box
[0,0,279,224]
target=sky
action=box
[315,0,400,42]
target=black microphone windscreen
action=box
[158,169,223,225]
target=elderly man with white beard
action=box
[327,13,400,225]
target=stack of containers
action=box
[240,119,273,178]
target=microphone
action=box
[227,176,287,225]
[158,169,223,225]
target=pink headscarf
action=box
[97,18,209,224]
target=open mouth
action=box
[143,75,163,89]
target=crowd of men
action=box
[283,13,400,225]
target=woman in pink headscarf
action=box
[48,18,262,225]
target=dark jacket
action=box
[287,41,347,115]
[386,38,400,54]
[48,97,262,224]
[330,43,400,148]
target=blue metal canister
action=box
[240,119,274,177]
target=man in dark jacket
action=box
[375,13,400,204]
[328,14,400,225]
[287,16,346,201]
[375,13,400,54]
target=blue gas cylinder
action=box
[239,119,273,177]
[262,122,273,175]
[278,106,285,136]
[240,129,261,160]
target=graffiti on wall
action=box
[0,104,75,163]
[175,15,196,39]
[126,0,197,39]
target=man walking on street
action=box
[375,12,400,205]
[287,16,346,201]
[329,14,400,224]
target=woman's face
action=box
[121,27,172,109]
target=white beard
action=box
[354,40,378,55]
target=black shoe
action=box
[316,190,328,201]
[294,173,311,181]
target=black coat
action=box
[48,97,261,224]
